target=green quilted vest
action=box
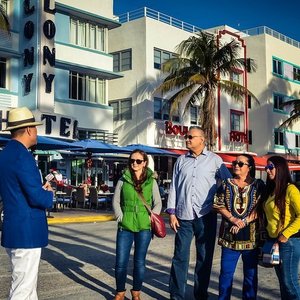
[119,168,154,232]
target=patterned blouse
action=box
[213,178,264,250]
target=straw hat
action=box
[5,107,43,131]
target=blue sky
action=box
[114,0,300,42]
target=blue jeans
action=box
[219,247,258,300]
[169,212,217,300]
[115,228,152,292]
[275,238,300,300]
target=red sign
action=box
[165,121,188,136]
[229,131,248,143]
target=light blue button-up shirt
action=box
[167,148,231,220]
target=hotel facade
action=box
[108,8,300,179]
[0,0,123,182]
[0,0,120,142]
[1,1,300,181]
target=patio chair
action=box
[74,187,89,208]
[56,185,73,209]
[89,186,108,210]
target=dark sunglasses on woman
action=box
[264,164,275,171]
[232,160,249,168]
[130,159,144,165]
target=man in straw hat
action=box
[0,107,54,299]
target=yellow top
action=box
[264,184,300,238]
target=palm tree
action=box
[279,98,300,128]
[0,3,10,33]
[157,31,257,149]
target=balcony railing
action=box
[116,10,300,49]
[243,26,300,49]
[0,29,19,53]
[116,7,202,34]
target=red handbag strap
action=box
[137,191,152,215]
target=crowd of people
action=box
[1,108,300,300]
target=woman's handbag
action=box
[258,240,280,267]
[137,192,166,238]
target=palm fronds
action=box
[157,31,257,149]
[0,4,10,33]
[279,98,300,128]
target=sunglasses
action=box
[129,159,144,165]
[232,160,249,168]
[265,164,275,171]
[184,135,202,140]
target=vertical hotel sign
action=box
[22,0,56,112]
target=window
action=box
[293,67,300,81]
[70,18,106,51]
[154,48,176,69]
[274,130,284,146]
[230,110,244,131]
[0,57,6,88]
[69,71,106,104]
[230,72,241,84]
[154,98,162,119]
[273,59,283,75]
[296,134,300,148]
[248,130,252,145]
[112,49,132,72]
[120,99,132,120]
[154,97,179,122]
[110,101,119,121]
[190,106,198,125]
[273,94,284,111]
[247,95,251,109]
[109,98,132,121]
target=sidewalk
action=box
[47,208,115,225]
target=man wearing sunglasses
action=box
[167,126,231,300]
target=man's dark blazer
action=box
[0,140,53,248]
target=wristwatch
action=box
[165,208,176,215]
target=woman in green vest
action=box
[113,150,162,300]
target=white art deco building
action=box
[108,8,300,179]
[1,1,300,182]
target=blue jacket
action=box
[0,140,53,248]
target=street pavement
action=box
[0,209,280,299]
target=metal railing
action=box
[116,7,202,34]
[242,26,300,49]
[0,29,19,52]
[116,10,300,49]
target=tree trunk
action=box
[200,91,216,151]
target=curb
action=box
[47,215,115,225]
[47,212,168,225]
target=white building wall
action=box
[109,17,198,147]
[56,43,113,71]
[109,16,248,151]
[57,0,114,19]
[0,0,118,140]
[246,33,300,156]
[55,101,113,131]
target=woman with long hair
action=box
[112,150,162,300]
[213,154,264,299]
[262,156,300,299]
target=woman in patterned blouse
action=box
[213,154,265,300]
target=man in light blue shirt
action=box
[167,126,231,300]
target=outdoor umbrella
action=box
[0,135,80,151]
[35,136,81,151]
[0,136,9,146]
[70,139,130,154]
[125,144,176,155]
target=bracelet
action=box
[242,218,248,226]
